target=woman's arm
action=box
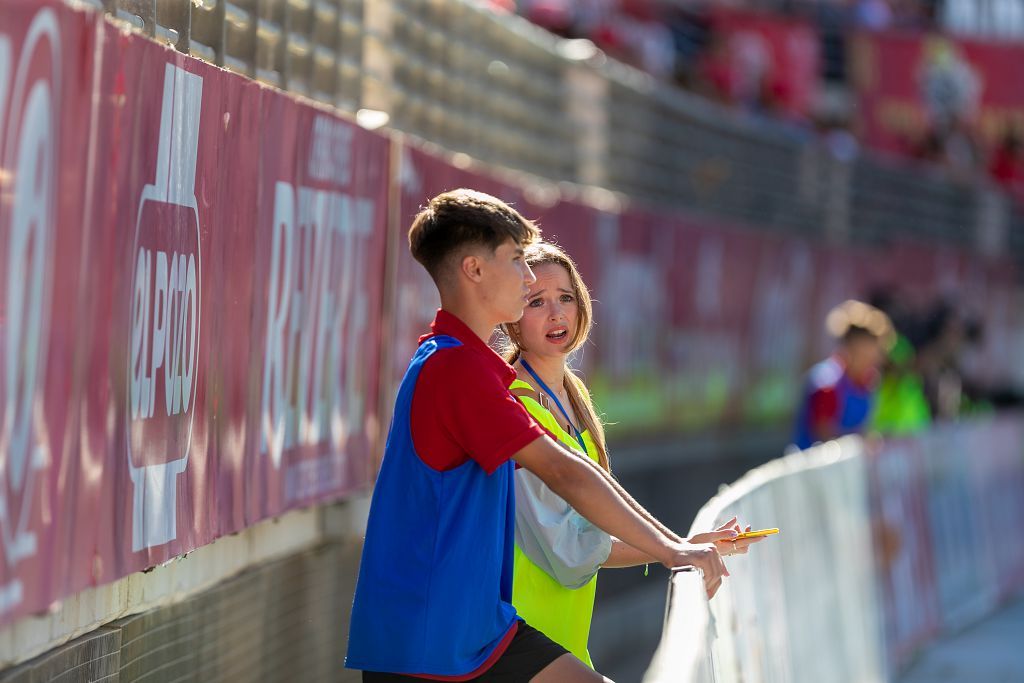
[513,435,728,596]
[602,538,656,568]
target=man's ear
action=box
[461,252,485,283]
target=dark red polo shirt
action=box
[410,309,546,474]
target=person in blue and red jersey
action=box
[792,299,895,451]
[345,189,729,682]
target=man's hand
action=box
[689,516,765,557]
[660,542,729,599]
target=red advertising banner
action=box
[0,0,388,625]
[707,8,821,120]
[0,0,97,621]
[2,0,1021,637]
[851,30,1024,156]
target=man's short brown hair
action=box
[408,189,540,282]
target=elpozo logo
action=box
[126,64,202,552]
[0,8,59,614]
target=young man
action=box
[792,299,895,450]
[346,189,729,682]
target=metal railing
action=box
[643,437,885,683]
[604,73,824,237]
[89,0,1018,263]
[385,2,576,181]
[81,0,365,106]
[643,567,714,683]
[848,156,980,247]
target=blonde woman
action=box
[502,242,760,667]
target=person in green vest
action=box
[500,241,761,667]
[871,333,932,436]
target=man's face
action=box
[479,239,536,324]
[847,335,884,378]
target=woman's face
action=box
[518,262,579,359]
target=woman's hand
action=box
[660,542,729,598]
[689,516,764,557]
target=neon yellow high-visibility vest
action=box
[509,378,602,668]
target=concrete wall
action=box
[0,540,364,682]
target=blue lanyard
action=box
[520,359,588,455]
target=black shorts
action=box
[361,621,569,682]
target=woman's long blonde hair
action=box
[501,242,610,472]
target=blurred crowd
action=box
[792,293,1018,451]
[486,0,1024,199]
[868,293,990,433]
[505,0,939,95]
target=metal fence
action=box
[643,437,884,683]
[89,0,1018,261]
[604,74,825,237]
[386,2,576,181]
[643,567,713,683]
[646,417,1024,682]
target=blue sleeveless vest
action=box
[793,358,874,450]
[345,336,519,676]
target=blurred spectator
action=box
[594,15,677,77]
[866,289,932,436]
[791,300,895,450]
[668,7,713,88]
[915,301,993,420]
[696,33,737,106]
[917,302,964,419]
[900,38,986,174]
[853,0,895,31]
[894,0,936,27]
[919,37,981,131]
[520,0,676,77]
[872,334,933,435]
[520,0,574,34]
[988,128,1024,194]
[512,0,1016,188]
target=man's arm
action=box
[513,435,728,596]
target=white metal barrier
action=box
[645,437,886,683]
[646,416,1024,682]
[644,568,714,683]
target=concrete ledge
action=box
[0,538,365,682]
[0,497,370,669]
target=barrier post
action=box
[643,567,715,683]
[361,0,394,117]
[564,59,608,188]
